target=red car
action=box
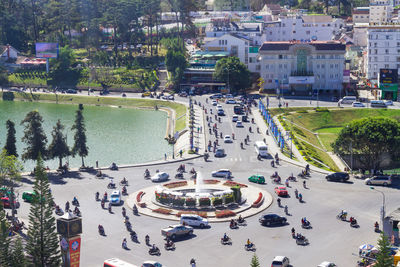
[274,187,288,197]
[1,197,20,209]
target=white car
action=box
[232,115,238,122]
[236,121,244,127]
[211,169,231,178]
[180,214,209,228]
[151,172,169,182]
[385,100,394,106]
[212,100,217,106]
[226,99,236,104]
[224,135,232,143]
[352,102,365,107]
[217,104,222,109]
[142,261,164,267]
[110,190,121,205]
[271,256,290,267]
[318,262,336,267]
[226,94,233,99]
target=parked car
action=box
[226,99,236,104]
[151,172,170,182]
[110,190,121,205]
[167,95,174,100]
[236,121,244,128]
[180,214,208,228]
[365,175,392,186]
[210,94,222,99]
[352,102,365,107]
[217,109,225,116]
[142,261,164,267]
[248,175,265,184]
[326,172,350,182]
[274,186,288,197]
[370,100,387,108]
[259,213,287,226]
[212,100,217,106]
[211,169,231,178]
[318,262,337,267]
[66,89,77,94]
[1,197,20,209]
[385,100,394,106]
[271,256,290,267]
[224,135,232,143]
[214,148,225,157]
[22,191,38,203]
[178,92,188,97]
[232,115,239,122]
[161,224,193,240]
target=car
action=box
[66,89,77,94]
[370,100,387,108]
[242,115,249,122]
[217,104,222,109]
[161,224,193,240]
[211,169,231,178]
[178,92,188,97]
[236,121,244,128]
[110,190,121,205]
[226,99,236,104]
[365,175,392,186]
[217,109,225,116]
[214,148,225,157]
[318,262,337,267]
[167,95,174,100]
[212,100,217,106]
[1,197,20,209]
[210,94,222,99]
[22,191,38,203]
[224,135,232,143]
[352,102,365,107]
[259,213,287,226]
[232,115,239,122]
[151,172,169,182]
[180,214,208,228]
[142,92,151,97]
[271,256,290,267]
[142,261,164,267]
[385,100,394,106]
[274,186,288,197]
[248,175,265,184]
[226,94,233,99]
[326,172,349,182]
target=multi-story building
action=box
[352,7,370,23]
[258,41,346,94]
[369,1,393,24]
[263,15,344,42]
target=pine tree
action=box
[10,237,27,267]
[20,111,48,162]
[250,253,260,267]
[26,155,61,266]
[71,106,88,167]
[0,205,11,265]
[48,120,70,169]
[375,232,394,267]
[4,120,18,157]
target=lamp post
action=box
[370,186,386,228]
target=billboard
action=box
[379,69,398,84]
[288,76,315,84]
[35,43,59,58]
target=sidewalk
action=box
[252,107,331,175]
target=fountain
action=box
[195,172,204,194]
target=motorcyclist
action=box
[122,207,126,217]
[145,169,150,177]
[98,224,104,234]
[103,192,108,201]
[108,179,115,188]
[133,204,138,214]
[246,134,250,141]
[298,193,303,202]
[74,206,80,215]
[238,215,244,223]
[294,189,299,198]
[277,198,281,207]
[145,234,150,245]
[271,160,275,167]
[291,227,295,237]
[108,202,112,213]
[151,244,157,252]
[223,233,228,241]
[101,199,105,209]
[339,210,347,220]
[122,238,127,248]
[65,201,70,212]
[73,196,78,205]
[220,132,222,138]
[303,180,306,188]
[246,239,253,248]
[240,142,243,149]
[375,221,379,230]
[95,191,100,201]
[249,127,252,133]
[244,139,247,145]
[305,164,310,173]
[232,133,235,139]
[122,186,127,195]
[284,205,288,214]
[230,219,237,228]
[121,177,127,184]
[285,179,289,187]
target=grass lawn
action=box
[1,92,187,132]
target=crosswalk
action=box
[194,155,264,163]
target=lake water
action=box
[0,100,170,171]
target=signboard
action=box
[69,236,81,267]
[289,76,315,84]
[379,69,398,84]
[343,70,350,83]
[35,43,59,58]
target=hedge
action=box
[199,198,211,206]
[212,197,223,206]
[252,192,264,208]
[185,198,196,207]
[224,195,234,204]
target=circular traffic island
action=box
[127,179,273,222]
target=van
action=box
[254,141,268,157]
[370,100,387,108]
[339,96,357,104]
[180,214,209,228]
[103,258,138,267]
[365,175,392,186]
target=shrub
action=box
[159,196,171,204]
[185,198,196,206]
[199,198,211,206]
[297,110,308,113]
[223,181,248,188]
[315,107,329,112]
[172,198,185,206]
[152,208,172,215]
[224,195,234,204]
[215,210,236,218]
[212,197,223,206]
[163,181,187,188]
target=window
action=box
[265,65,269,69]
[374,42,378,47]
[279,64,282,69]
[293,31,296,34]
[335,64,339,68]
[322,74,325,78]
[335,73,339,78]
[271,74,274,79]
[374,64,377,70]
[265,74,269,78]
[397,34,400,40]
[306,31,310,35]
[283,31,286,35]
[283,55,288,59]
[385,41,390,47]
[330,74,333,78]
[385,64,389,68]
[284,64,287,69]
[321,64,325,69]
[374,49,378,54]
[330,64,334,69]
[321,55,325,59]
[397,64,400,69]
[384,56,390,61]
[385,49,389,54]
[317,55,321,59]
[256,65,260,71]
[283,74,287,78]
[317,64,320,69]
[373,72,377,77]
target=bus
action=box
[233,105,243,114]
[254,141,268,157]
[104,258,139,267]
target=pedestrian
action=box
[164,153,167,160]
[197,127,200,133]
[286,102,288,108]
[96,160,99,168]
[179,150,183,157]
[303,180,306,188]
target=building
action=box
[383,208,400,245]
[263,15,345,42]
[0,45,18,62]
[353,23,369,47]
[369,1,393,24]
[258,40,346,95]
[352,7,370,23]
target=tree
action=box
[71,105,89,167]
[375,232,394,267]
[20,110,48,161]
[214,57,251,93]
[4,120,18,157]
[214,0,247,11]
[47,46,81,88]
[0,65,9,91]
[333,117,400,171]
[48,120,70,169]
[26,155,61,266]
[10,237,27,267]
[165,49,187,91]
[250,253,260,267]
[0,205,11,265]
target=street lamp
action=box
[370,186,386,228]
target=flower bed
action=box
[215,210,236,218]
[175,211,208,218]
[199,198,211,206]
[194,179,220,184]
[212,197,223,206]
[185,198,196,207]
[163,181,188,188]
[136,191,144,202]
[223,181,248,188]
[152,208,172,215]
[224,194,234,204]
[252,192,264,208]
[172,198,185,207]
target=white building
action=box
[353,23,369,47]
[369,1,393,24]
[352,7,370,23]
[258,41,346,94]
[203,33,260,72]
[367,24,400,80]
[263,15,345,42]
[0,45,18,61]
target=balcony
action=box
[290,70,314,76]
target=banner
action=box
[69,236,81,267]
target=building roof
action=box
[266,4,281,11]
[386,208,400,221]
[302,15,333,23]
[259,41,346,51]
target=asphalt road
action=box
[13,94,400,267]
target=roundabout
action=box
[127,176,273,222]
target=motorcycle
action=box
[107,182,116,189]
[295,235,309,246]
[144,171,151,179]
[122,240,128,250]
[122,208,126,218]
[240,142,244,149]
[98,225,105,236]
[301,221,312,229]
[164,242,176,250]
[374,222,380,233]
[145,235,150,246]
[120,179,129,186]
[204,153,209,162]
[336,212,347,221]
[288,175,297,182]
[237,219,247,226]
[175,172,184,179]
[72,198,79,206]
[110,163,118,171]
[229,222,238,229]
[350,218,359,228]
[190,169,196,175]
[73,208,81,217]
[244,243,256,251]
[149,246,161,256]
[108,205,112,213]
[133,205,138,215]
[130,231,138,242]
[220,237,232,245]
[122,187,127,196]
[271,160,275,168]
